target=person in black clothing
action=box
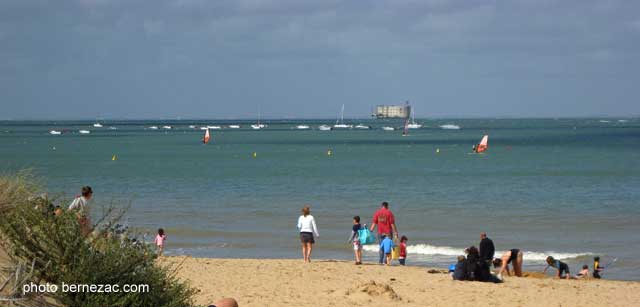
[479,232,495,265]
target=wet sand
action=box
[164,256,640,307]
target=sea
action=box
[1,118,639,280]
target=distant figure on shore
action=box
[544,256,572,279]
[493,249,524,279]
[380,234,394,266]
[479,232,495,266]
[297,205,319,263]
[208,298,238,307]
[68,186,93,236]
[370,201,398,264]
[155,228,167,256]
[399,236,408,265]
[347,216,363,265]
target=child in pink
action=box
[155,228,166,256]
[399,236,408,265]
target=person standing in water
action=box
[68,186,93,236]
[493,249,524,279]
[297,205,319,263]
[370,201,398,264]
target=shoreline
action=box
[163,256,640,307]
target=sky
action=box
[1,0,639,119]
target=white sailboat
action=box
[228,125,241,129]
[148,126,159,130]
[79,130,91,134]
[382,126,395,131]
[93,123,103,128]
[318,125,332,131]
[49,130,62,135]
[355,124,371,129]
[333,104,352,129]
[251,107,265,130]
[296,125,310,130]
[407,108,422,129]
[162,125,172,130]
[207,125,222,130]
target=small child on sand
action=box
[544,256,572,279]
[155,228,167,256]
[380,234,394,265]
[577,265,590,279]
[398,236,408,265]
[348,216,363,265]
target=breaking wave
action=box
[363,244,591,260]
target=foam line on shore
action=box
[362,244,592,260]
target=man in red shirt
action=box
[370,201,398,264]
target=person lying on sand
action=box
[493,249,524,279]
[544,256,573,279]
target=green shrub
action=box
[0,174,197,307]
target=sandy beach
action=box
[164,256,640,307]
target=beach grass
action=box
[0,173,197,307]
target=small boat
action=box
[355,124,371,130]
[49,130,62,135]
[382,126,395,131]
[202,128,211,144]
[251,124,265,130]
[318,125,332,131]
[189,125,196,129]
[78,130,91,134]
[207,126,222,130]
[149,126,159,130]
[93,123,103,128]
[440,124,460,130]
[474,135,489,153]
[162,125,172,130]
[296,125,310,130]
[333,104,352,129]
[407,108,422,129]
[199,126,208,130]
[228,125,241,129]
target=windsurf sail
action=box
[402,118,409,136]
[202,128,211,144]
[475,135,488,153]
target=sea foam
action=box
[363,244,591,260]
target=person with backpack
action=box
[347,216,363,265]
[370,201,398,264]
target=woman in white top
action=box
[297,205,319,263]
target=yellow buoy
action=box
[252,152,257,158]
[112,155,117,161]
[436,148,440,153]
[327,149,332,156]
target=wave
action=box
[439,124,461,130]
[363,244,591,260]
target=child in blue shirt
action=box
[380,234,395,265]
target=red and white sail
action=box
[202,128,211,144]
[475,135,488,153]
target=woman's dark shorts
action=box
[300,232,315,244]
